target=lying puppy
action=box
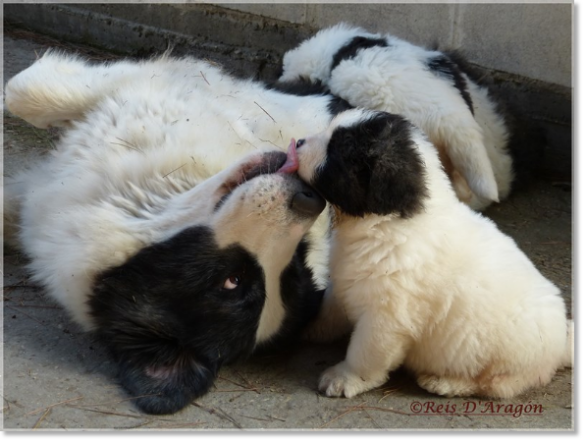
[279,23,514,211]
[289,108,572,399]
[3,51,351,414]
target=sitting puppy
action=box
[279,23,514,211]
[288,108,572,399]
[3,51,348,414]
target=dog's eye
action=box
[223,275,241,290]
[296,139,306,149]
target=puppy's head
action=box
[279,23,367,84]
[89,151,326,415]
[294,109,428,218]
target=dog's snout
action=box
[296,139,306,149]
[291,184,326,217]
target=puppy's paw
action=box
[416,374,477,397]
[318,361,385,398]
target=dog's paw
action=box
[318,361,384,398]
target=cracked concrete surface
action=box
[2,30,573,431]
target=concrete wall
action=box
[221,1,572,88]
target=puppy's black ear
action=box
[364,115,428,217]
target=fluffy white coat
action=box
[3,51,335,340]
[296,109,572,399]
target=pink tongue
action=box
[278,138,299,174]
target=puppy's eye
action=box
[296,139,306,149]
[223,275,241,290]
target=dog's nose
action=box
[291,183,326,217]
[296,139,306,149]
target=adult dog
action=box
[288,108,572,399]
[3,51,355,414]
[279,23,514,211]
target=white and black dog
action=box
[288,108,572,399]
[3,51,359,414]
[279,23,514,211]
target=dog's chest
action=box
[329,221,405,287]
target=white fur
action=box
[4,51,336,341]
[280,23,514,211]
[296,109,572,399]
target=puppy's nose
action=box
[291,183,326,217]
[296,139,306,149]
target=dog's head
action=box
[89,151,326,415]
[293,109,428,218]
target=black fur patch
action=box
[89,226,266,414]
[268,78,353,116]
[426,54,475,115]
[331,36,389,72]
[269,77,331,96]
[327,95,354,116]
[312,112,428,218]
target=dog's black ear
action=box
[364,115,428,217]
[90,299,222,415]
[89,226,265,415]
[117,354,217,415]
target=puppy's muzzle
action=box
[279,138,326,217]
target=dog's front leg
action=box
[318,312,409,398]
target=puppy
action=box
[279,23,514,211]
[3,51,350,414]
[289,108,572,399]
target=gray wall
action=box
[223,1,572,88]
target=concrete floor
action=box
[2,30,574,431]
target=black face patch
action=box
[89,226,266,414]
[330,36,389,72]
[312,112,428,218]
[426,54,474,115]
